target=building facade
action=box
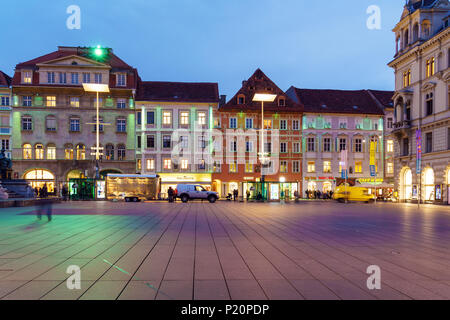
[388,0,450,204]
[287,88,394,196]
[213,69,303,200]
[10,46,138,195]
[135,81,219,195]
[0,71,12,159]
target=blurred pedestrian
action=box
[246,189,251,202]
[168,187,175,203]
[37,198,53,222]
[233,189,238,201]
[61,184,68,201]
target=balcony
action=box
[393,120,411,130]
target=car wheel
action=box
[133,197,138,202]
[181,195,189,203]
[337,198,345,203]
[208,195,217,203]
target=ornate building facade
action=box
[10,46,138,194]
[388,0,450,204]
[0,71,12,159]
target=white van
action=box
[176,184,219,203]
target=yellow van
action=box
[333,185,376,203]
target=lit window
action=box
[403,69,411,87]
[387,140,394,153]
[23,71,32,84]
[229,162,237,173]
[307,161,315,173]
[426,57,436,77]
[355,161,362,173]
[163,111,172,125]
[264,119,272,129]
[245,162,253,173]
[198,112,206,125]
[180,111,189,125]
[105,144,114,160]
[323,161,331,173]
[147,159,155,170]
[181,159,189,170]
[23,144,32,159]
[76,144,86,160]
[280,161,288,173]
[70,97,79,108]
[65,144,74,160]
[387,162,394,174]
[46,96,56,107]
[35,144,44,160]
[118,145,126,160]
[164,159,172,170]
[47,145,56,160]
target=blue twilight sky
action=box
[1,0,405,97]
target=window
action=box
[163,159,172,170]
[76,144,86,160]
[354,138,362,153]
[116,119,126,132]
[46,144,56,160]
[163,135,171,149]
[147,159,155,170]
[355,161,362,173]
[181,159,189,170]
[387,118,393,129]
[289,142,299,154]
[117,73,126,86]
[59,72,67,84]
[307,161,315,173]
[180,111,189,125]
[387,162,394,174]
[47,72,55,84]
[230,140,237,152]
[448,128,450,150]
[402,138,409,156]
[23,144,32,159]
[163,111,172,125]
[229,162,237,173]
[70,97,79,108]
[23,71,32,84]
[147,111,155,125]
[179,135,189,148]
[246,141,253,152]
[45,96,56,107]
[245,118,253,129]
[307,137,315,152]
[264,119,272,129]
[137,136,142,149]
[93,117,104,132]
[70,118,80,132]
[403,69,411,87]
[137,112,142,125]
[280,161,288,173]
[64,144,73,160]
[426,93,433,116]
[71,73,79,84]
[198,136,207,150]
[293,161,300,173]
[323,137,331,152]
[229,118,237,129]
[245,162,253,173]
[23,96,32,107]
[387,140,394,153]
[94,73,102,84]
[46,116,56,131]
[82,73,90,83]
[339,120,347,129]
[197,112,206,125]
[117,99,126,109]
[426,132,432,153]
[1,96,9,106]
[278,98,285,107]
[280,119,287,130]
[238,95,245,104]
[147,135,155,148]
[35,144,44,160]
[323,161,331,173]
[280,142,287,153]
[339,138,347,151]
[264,142,271,153]
[426,57,436,77]
[105,144,114,160]
[292,120,300,131]
[1,139,9,151]
[118,145,126,160]
[22,116,32,131]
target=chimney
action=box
[219,95,226,107]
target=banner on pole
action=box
[416,129,422,174]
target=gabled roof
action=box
[286,87,390,115]
[0,71,11,87]
[219,69,303,113]
[367,90,395,109]
[136,80,219,103]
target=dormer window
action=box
[237,94,245,105]
[278,98,285,106]
[23,71,32,84]
[117,73,126,86]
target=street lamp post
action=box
[83,83,110,179]
[252,93,277,201]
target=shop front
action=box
[356,178,394,201]
[158,173,212,198]
[242,178,300,201]
[303,176,336,198]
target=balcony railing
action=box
[392,120,411,130]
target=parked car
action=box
[176,184,219,203]
[333,185,376,203]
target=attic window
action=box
[278,98,285,106]
[71,61,78,65]
[237,94,245,105]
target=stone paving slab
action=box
[0,202,449,300]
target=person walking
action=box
[37,198,53,222]
[167,187,174,203]
[61,184,68,201]
[246,189,251,202]
[233,189,238,201]
[42,183,48,198]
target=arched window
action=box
[23,144,32,159]
[35,144,44,160]
[47,143,56,160]
[404,29,409,47]
[423,168,435,201]
[117,144,126,161]
[413,23,419,42]
[404,168,412,200]
[24,169,55,193]
[76,144,86,160]
[105,144,114,160]
[65,144,74,160]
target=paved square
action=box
[0,201,449,300]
